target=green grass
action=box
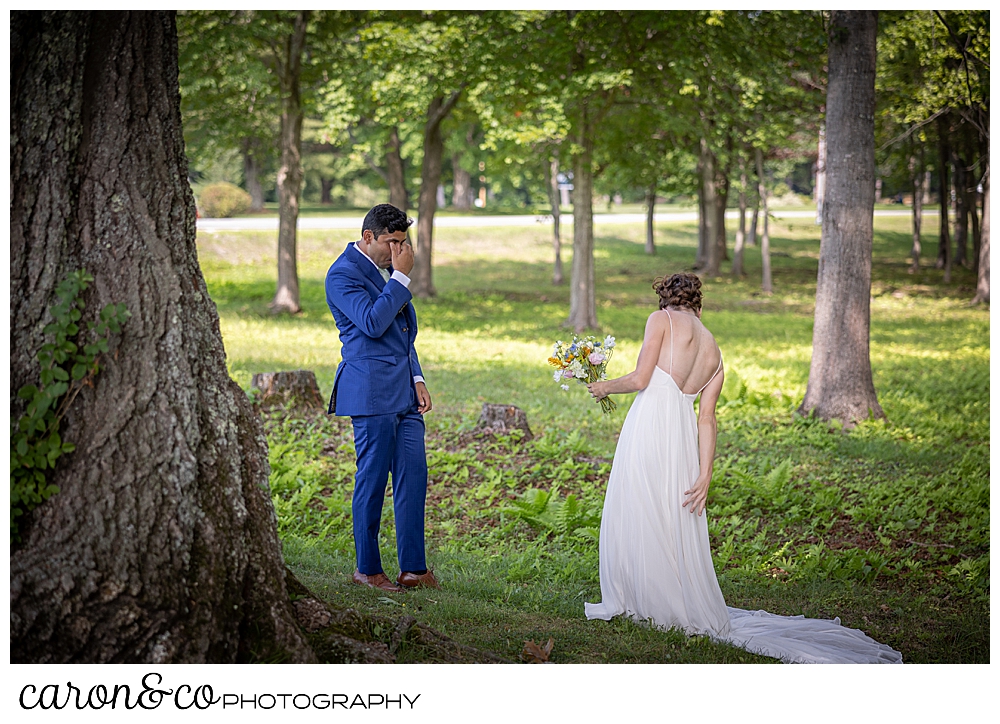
[198,213,988,663]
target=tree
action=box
[10,10,313,663]
[799,11,885,422]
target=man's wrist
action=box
[391,270,411,288]
[413,376,425,385]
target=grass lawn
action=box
[198,212,988,664]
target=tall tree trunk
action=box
[270,11,309,315]
[386,125,408,212]
[695,150,708,269]
[748,203,759,247]
[953,151,968,267]
[814,121,826,225]
[909,148,923,273]
[799,10,884,422]
[715,165,730,263]
[732,163,748,277]
[923,169,932,205]
[320,177,333,205]
[242,139,265,212]
[411,90,462,298]
[452,143,472,210]
[567,107,597,332]
[700,138,722,277]
[972,164,989,303]
[936,114,951,278]
[10,10,314,663]
[645,183,656,255]
[545,156,564,284]
[756,148,772,294]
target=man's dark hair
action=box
[362,204,412,238]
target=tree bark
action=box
[715,164,730,263]
[386,125,408,212]
[10,10,314,663]
[695,149,707,269]
[452,153,472,210]
[319,177,334,205]
[567,106,598,332]
[732,163,748,277]
[645,184,656,255]
[270,11,309,315]
[700,138,722,277]
[799,10,884,423]
[909,148,923,273]
[953,150,968,268]
[756,148,772,295]
[545,156,564,283]
[242,138,265,212]
[747,203,759,247]
[972,164,989,304]
[411,90,462,298]
[936,114,951,277]
[814,121,826,225]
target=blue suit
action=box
[326,242,427,575]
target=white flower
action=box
[560,384,569,391]
[553,370,563,382]
[604,335,616,349]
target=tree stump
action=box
[251,370,325,410]
[477,403,533,440]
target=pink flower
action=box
[562,369,575,379]
[588,351,606,365]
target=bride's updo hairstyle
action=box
[653,272,702,313]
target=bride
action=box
[583,273,902,664]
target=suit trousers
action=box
[350,397,428,575]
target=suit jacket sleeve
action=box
[327,266,413,339]
[409,340,423,380]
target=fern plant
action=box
[10,270,129,541]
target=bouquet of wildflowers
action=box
[548,334,617,414]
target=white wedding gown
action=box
[585,322,903,664]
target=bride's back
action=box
[656,309,720,395]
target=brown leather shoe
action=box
[396,570,440,590]
[352,569,406,592]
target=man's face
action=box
[360,229,407,268]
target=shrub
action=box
[197,182,251,218]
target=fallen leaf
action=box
[521,638,555,663]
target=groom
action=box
[325,204,438,593]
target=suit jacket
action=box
[325,242,423,416]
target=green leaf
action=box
[72,363,87,380]
[61,442,76,453]
[17,384,38,400]
[16,437,29,456]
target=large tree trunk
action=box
[320,177,334,205]
[567,107,598,332]
[645,183,656,255]
[973,164,989,304]
[386,125,408,212]
[732,163,748,277]
[411,91,461,298]
[695,149,708,269]
[936,114,952,277]
[700,138,722,277]
[270,11,309,314]
[545,156,564,283]
[909,148,923,273]
[799,10,884,423]
[242,138,265,212]
[756,148,772,294]
[10,10,314,663]
[747,202,759,247]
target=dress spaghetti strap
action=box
[696,352,723,396]
[664,309,674,374]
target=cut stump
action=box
[477,403,533,441]
[251,370,325,411]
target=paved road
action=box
[197,208,928,232]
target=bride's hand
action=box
[587,381,608,400]
[683,479,709,516]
